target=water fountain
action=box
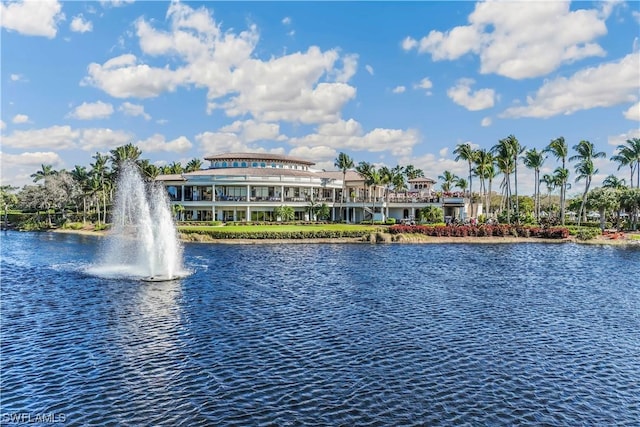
[90,161,187,281]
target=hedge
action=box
[388,224,569,239]
[179,229,373,240]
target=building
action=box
[156,152,477,222]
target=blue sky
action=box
[1,0,639,195]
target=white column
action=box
[246,206,250,222]
[246,184,250,201]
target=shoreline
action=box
[49,228,640,246]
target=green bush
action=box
[180,228,372,240]
[385,218,396,225]
[94,223,111,231]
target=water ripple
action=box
[1,233,639,425]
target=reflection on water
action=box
[1,232,639,426]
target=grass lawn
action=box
[178,223,380,233]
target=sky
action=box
[1,0,639,196]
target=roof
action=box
[203,152,315,166]
[183,167,320,178]
[155,174,186,182]
[408,177,436,183]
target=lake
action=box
[1,231,639,426]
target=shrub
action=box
[385,218,397,225]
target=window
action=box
[241,162,247,167]
[233,161,239,167]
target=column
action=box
[246,184,250,202]
[246,206,250,222]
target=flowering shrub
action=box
[388,224,569,239]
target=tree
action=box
[334,152,354,222]
[612,138,640,188]
[438,170,458,192]
[602,175,626,190]
[1,185,18,228]
[586,187,619,231]
[420,205,444,223]
[185,158,203,172]
[90,152,110,224]
[545,137,569,224]
[455,177,468,193]
[404,164,424,180]
[454,142,478,215]
[474,149,493,218]
[30,164,56,184]
[540,173,557,215]
[274,205,295,222]
[523,148,546,223]
[570,140,606,225]
[620,188,640,230]
[70,165,90,223]
[166,161,184,174]
[109,143,142,177]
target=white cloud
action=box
[282,17,291,25]
[195,131,284,156]
[365,65,374,75]
[0,0,64,38]
[404,1,611,79]
[1,120,6,130]
[12,114,30,124]
[289,118,419,157]
[68,101,114,120]
[608,128,640,147]
[289,146,337,164]
[1,125,80,150]
[447,78,496,111]
[80,128,132,151]
[392,85,406,94]
[119,102,151,120]
[502,52,640,118]
[82,54,183,98]
[83,2,357,125]
[219,120,285,143]
[481,117,492,127]
[137,134,193,153]
[401,36,418,51]
[156,119,168,125]
[0,151,65,186]
[335,54,358,83]
[70,14,93,33]
[10,74,27,82]
[100,0,134,7]
[414,77,433,95]
[623,102,640,121]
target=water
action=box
[89,161,187,280]
[1,232,639,426]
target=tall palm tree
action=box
[185,158,203,172]
[492,136,521,223]
[473,149,493,218]
[438,170,458,192]
[453,142,478,216]
[610,148,635,188]
[30,164,56,184]
[570,140,606,225]
[167,161,184,174]
[455,177,468,193]
[540,173,557,216]
[523,148,546,223]
[612,138,640,188]
[334,152,354,222]
[70,165,91,223]
[90,152,110,224]
[545,137,569,224]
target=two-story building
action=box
[156,152,475,223]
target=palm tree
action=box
[612,138,640,188]
[545,137,569,224]
[453,142,478,216]
[70,165,91,223]
[473,149,493,218]
[492,136,521,223]
[90,152,110,224]
[167,161,184,174]
[109,143,142,176]
[438,170,458,192]
[602,175,626,190]
[30,164,56,184]
[523,148,546,223]
[404,164,424,180]
[185,158,203,172]
[570,140,606,225]
[334,152,354,222]
[586,187,619,231]
[540,173,557,216]
[455,177,468,194]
